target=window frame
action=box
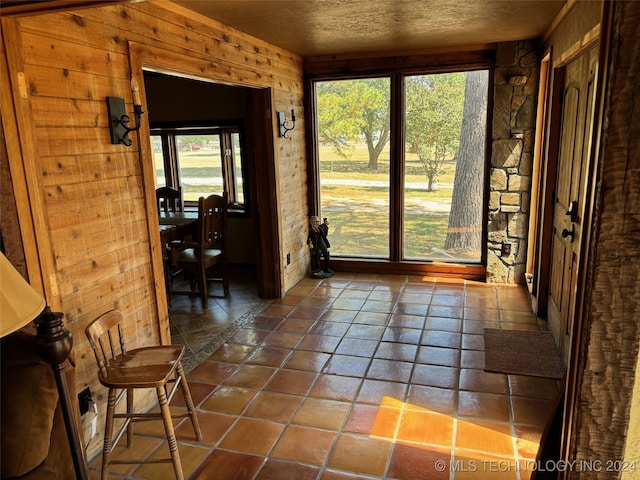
[150,121,249,216]
[305,50,494,275]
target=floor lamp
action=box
[0,252,89,480]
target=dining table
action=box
[159,211,198,252]
[158,211,199,301]
[158,211,199,226]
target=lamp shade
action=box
[0,252,46,337]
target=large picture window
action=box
[317,78,391,257]
[315,69,489,264]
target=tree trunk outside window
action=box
[444,70,488,253]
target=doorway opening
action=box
[134,62,281,298]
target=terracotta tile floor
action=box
[89,271,562,479]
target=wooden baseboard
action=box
[330,258,486,281]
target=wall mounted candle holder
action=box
[106,97,144,147]
[107,76,145,147]
[277,109,296,138]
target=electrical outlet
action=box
[501,242,511,256]
[286,253,291,265]
[78,387,92,416]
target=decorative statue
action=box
[307,216,333,278]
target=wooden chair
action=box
[156,186,185,301]
[85,310,202,480]
[156,186,183,213]
[171,193,229,307]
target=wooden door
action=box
[547,47,598,364]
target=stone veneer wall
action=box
[486,41,539,284]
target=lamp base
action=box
[35,307,89,480]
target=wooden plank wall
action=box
[2,0,305,458]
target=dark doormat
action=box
[483,328,565,379]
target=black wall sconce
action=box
[107,77,145,147]
[277,109,296,138]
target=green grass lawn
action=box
[318,143,457,185]
[156,144,476,260]
[318,142,459,259]
[324,209,453,259]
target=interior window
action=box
[175,133,223,200]
[150,126,247,212]
[231,132,245,206]
[151,135,166,187]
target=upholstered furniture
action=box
[0,331,75,480]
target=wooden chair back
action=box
[171,193,230,304]
[156,186,183,213]
[85,309,202,479]
[197,192,228,254]
[85,310,127,379]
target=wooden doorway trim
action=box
[246,88,281,298]
[534,65,564,318]
[128,42,282,300]
[0,17,54,301]
[525,49,551,306]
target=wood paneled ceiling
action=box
[171,0,567,57]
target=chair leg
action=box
[101,388,118,480]
[222,260,229,297]
[176,361,202,441]
[199,263,208,308]
[126,388,134,447]
[163,256,173,304]
[187,272,196,293]
[157,385,184,480]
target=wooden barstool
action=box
[85,310,202,480]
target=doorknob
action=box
[561,226,575,242]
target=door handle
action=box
[565,200,578,223]
[561,226,575,242]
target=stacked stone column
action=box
[486,41,539,284]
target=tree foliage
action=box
[176,135,217,151]
[316,78,390,170]
[315,71,488,258]
[405,73,466,191]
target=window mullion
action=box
[390,74,405,262]
[220,131,233,203]
[162,134,179,188]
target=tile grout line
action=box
[154,273,550,480]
